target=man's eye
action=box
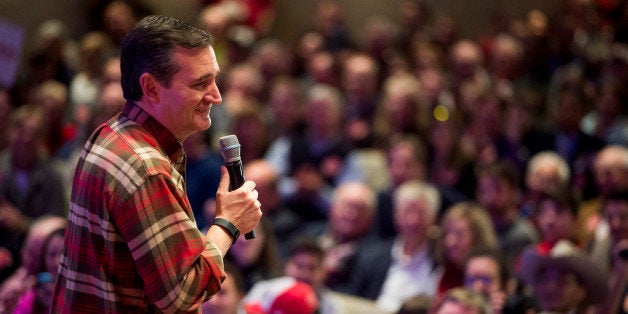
[192,81,209,90]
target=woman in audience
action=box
[0,215,66,313]
[435,202,498,296]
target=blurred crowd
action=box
[1,0,628,313]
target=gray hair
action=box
[526,151,571,185]
[393,180,440,217]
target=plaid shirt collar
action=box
[121,101,185,171]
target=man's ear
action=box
[139,73,160,103]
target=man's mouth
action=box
[195,104,212,114]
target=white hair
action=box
[526,151,571,185]
[393,180,440,217]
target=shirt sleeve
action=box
[111,172,225,313]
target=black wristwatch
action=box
[213,218,240,243]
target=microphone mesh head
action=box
[219,135,241,163]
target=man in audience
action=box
[283,237,385,314]
[592,190,628,314]
[243,159,301,258]
[579,145,628,249]
[346,180,441,313]
[519,240,609,314]
[300,181,378,292]
[476,162,538,269]
[0,105,67,282]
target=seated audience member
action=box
[201,261,246,314]
[426,118,476,201]
[376,135,429,240]
[520,151,571,218]
[229,107,271,163]
[464,247,535,314]
[243,160,301,258]
[0,215,66,313]
[579,145,628,249]
[0,105,67,281]
[519,240,609,314]
[284,237,388,314]
[547,86,605,172]
[340,52,381,141]
[346,180,441,313]
[242,276,319,314]
[432,288,492,314]
[531,189,580,254]
[435,202,498,296]
[593,190,628,314]
[300,181,378,292]
[283,84,351,220]
[580,79,628,146]
[225,218,283,292]
[377,135,467,240]
[13,227,65,313]
[476,162,538,269]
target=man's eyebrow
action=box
[189,73,213,85]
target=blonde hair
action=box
[437,202,498,263]
[437,287,493,314]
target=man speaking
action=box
[51,15,262,313]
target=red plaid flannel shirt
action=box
[51,102,225,313]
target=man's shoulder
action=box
[93,118,172,172]
[78,119,174,190]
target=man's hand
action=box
[214,166,262,236]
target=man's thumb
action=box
[217,166,231,192]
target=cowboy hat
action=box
[519,240,609,305]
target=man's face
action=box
[202,275,242,314]
[594,149,628,196]
[477,176,515,216]
[533,267,586,312]
[388,144,424,187]
[152,46,222,140]
[536,199,576,244]
[605,199,628,242]
[330,189,373,241]
[394,198,434,241]
[285,251,325,289]
[464,256,501,297]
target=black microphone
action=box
[218,135,256,240]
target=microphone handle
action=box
[224,161,256,240]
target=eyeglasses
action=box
[464,274,494,286]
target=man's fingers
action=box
[241,180,256,192]
[217,166,230,192]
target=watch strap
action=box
[213,218,240,243]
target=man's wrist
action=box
[212,218,240,244]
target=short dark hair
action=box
[477,161,520,189]
[536,188,579,216]
[120,15,213,101]
[464,246,510,289]
[288,237,324,260]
